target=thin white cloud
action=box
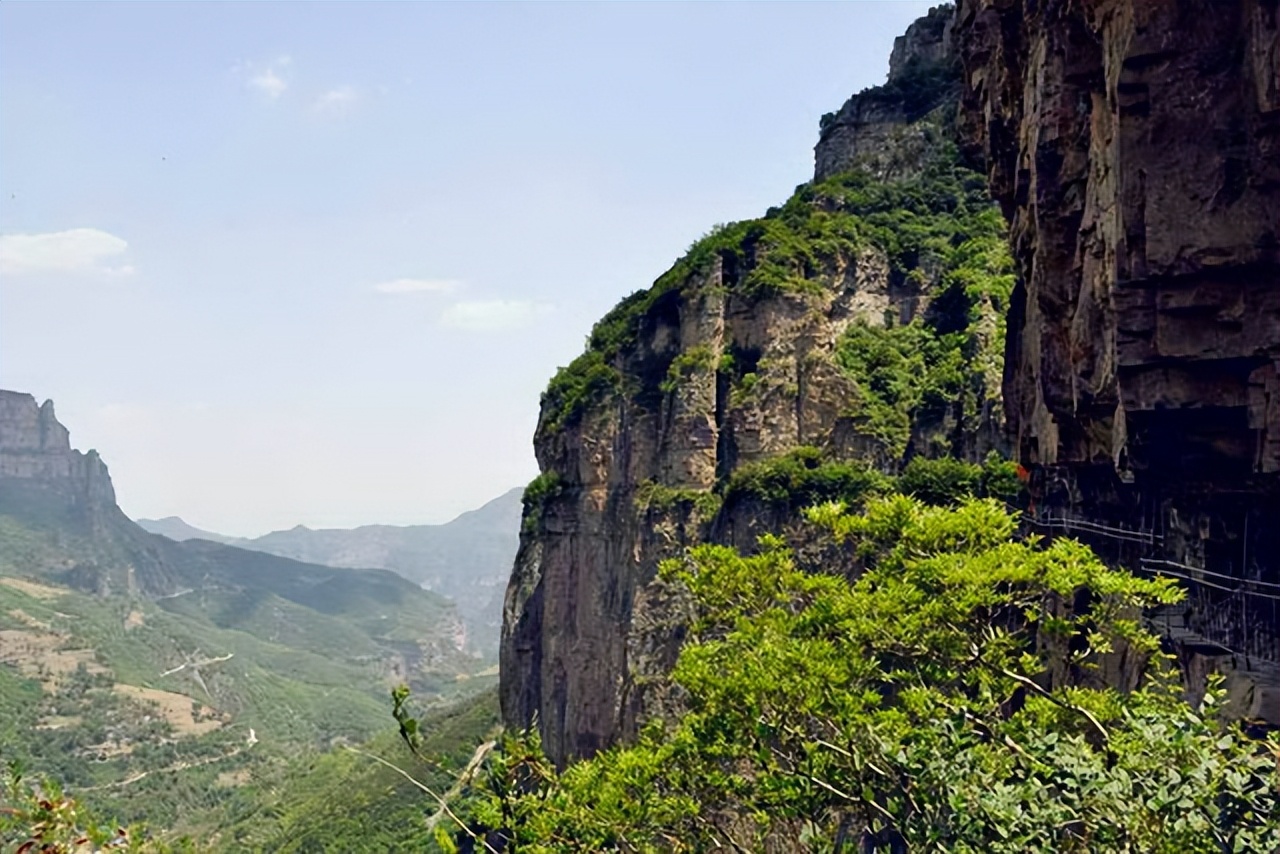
[374,278,460,294]
[0,228,133,276]
[252,69,288,99]
[314,85,358,114]
[440,300,550,332]
[243,55,291,100]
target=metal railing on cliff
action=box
[1018,508,1280,671]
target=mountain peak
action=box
[814,4,959,183]
[0,390,72,454]
[0,389,116,508]
[135,515,243,545]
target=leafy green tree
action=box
[0,759,190,853]
[447,497,1280,852]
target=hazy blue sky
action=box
[1,1,934,536]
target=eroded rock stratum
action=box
[956,0,1279,716]
[957,0,1279,483]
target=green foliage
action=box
[835,321,960,456]
[538,133,1013,438]
[896,453,1027,507]
[0,562,491,842]
[210,690,501,853]
[728,371,761,408]
[468,498,1280,851]
[658,346,715,395]
[521,472,563,534]
[1,760,191,853]
[540,350,620,432]
[897,455,982,505]
[633,481,722,520]
[980,451,1024,504]
[832,317,1007,463]
[795,144,1004,275]
[816,154,1014,461]
[722,446,889,509]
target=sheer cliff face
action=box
[501,8,1012,767]
[955,0,1280,495]
[0,392,112,495]
[503,260,911,764]
[955,0,1280,720]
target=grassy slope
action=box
[201,688,501,852]
[0,518,494,839]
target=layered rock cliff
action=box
[501,8,1016,766]
[954,0,1280,715]
[955,0,1279,492]
[0,392,115,503]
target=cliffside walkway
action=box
[1019,509,1280,672]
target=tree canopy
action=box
[446,497,1280,852]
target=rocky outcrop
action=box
[956,0,1279,484]
[1,390,178,594]
[815,5,958,182]
[0,392,113,496]
[955,0,1280,717]
[503,261,915,764]
[502,10,1011,765]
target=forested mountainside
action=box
[502,3,1019,767]
[0,390,492,842]
[140,488,523,657]
[477,1,1280,849]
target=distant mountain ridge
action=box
[0,387,496,831]
[138,488,523,656]
[0,389,473,686]
[133,515,244,545]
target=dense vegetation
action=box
[208,689,500,852]
[435,497,1280,851]
[0,689,501,853]
[0,515,494,844]
[721,446,889,509]
[536,133,1013,469]
[521,472,563,533]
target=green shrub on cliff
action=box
[450,497,1280,852]
[658,346,715,395]
[540,350,619,432]
[721,446,890,509]
[521,472,563,534]
[896,454,983,504]
[633,481,722,519]
[896,453,1026,507]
